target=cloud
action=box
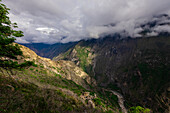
[2,0,170,43]
[36,27,59,35]
[154,25,170,33]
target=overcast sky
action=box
[2,0,170,44]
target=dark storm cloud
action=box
[2,0,170,43]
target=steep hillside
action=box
[22,42,77,59]
[0,44,122,113]
[54,35,170,112]
[20,44,95,88]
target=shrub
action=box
[128,106,150,113]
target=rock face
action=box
[20,44,96,88]
[55,60,96,87]
[56,36,170,112]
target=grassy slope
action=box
[0,67,83,113]
[0,44,122,113]
[0,63,120,113]
[0,75,83,113]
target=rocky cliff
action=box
[54,35,170,112]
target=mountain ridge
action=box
[54,35,170,112]
[21,42,78,59]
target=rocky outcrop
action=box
[20,44,96,88]
[55,60,96,87]
[80,92,96,108]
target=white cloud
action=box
[2,0,170,43]
[154,25,170,33]
[36,27,59,35]
[147,32,158,37]
[16,38,29,44]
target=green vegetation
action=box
[2,0,165,113]
[93,98,103,106]
[130,49,170,94]
[0,74,84,113]
[63,49,71,58]
[128,106,150,113]
[96,90,119,109]
[0,62,118,112]
[56,67,65,74]
[107,83,121,92]
[24,65,87,96]
[30,68,34,71]
[52,66,56,69]
[55,73,62,78]
[40,65,44,68]
[75,46,91,72]
[0,1,34,75]
[121,48,170,112]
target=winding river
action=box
[104,89,128,113]
[92,60,127,113]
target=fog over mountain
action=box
[3,0,170,44]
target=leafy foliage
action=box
[0,1,33,73]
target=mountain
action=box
[2,14,170,113]
[14,15,170,113]
[54,35,170,113]
[22,42,78,59]
[0,44,125,113]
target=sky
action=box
[2,0,170,44]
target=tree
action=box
[0,0,34,76]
